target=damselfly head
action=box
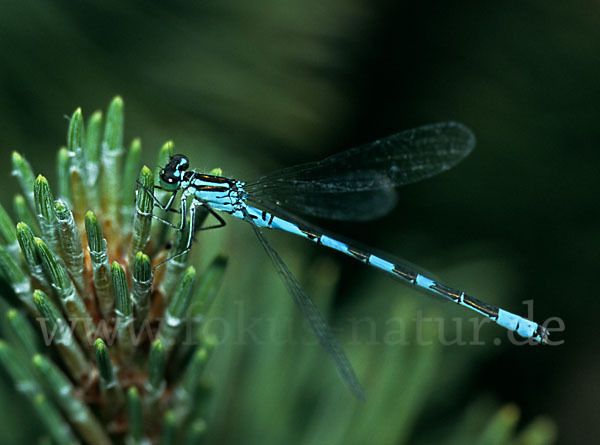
[160,154,189,191]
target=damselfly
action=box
[143,122,548,399]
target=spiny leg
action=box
[152,202,227,270]
[133,187,180,228]
[177,194,188,232]
[147,190,188,231]
[136,179,179,212]
[150,214,181,230]
[149,199,183,229]
[196,206,227,231]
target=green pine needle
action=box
[15,222,45,283]
[161,411,176,445]
[112,261,134,358]
[54,200,86,296]
[132,251,152,329]
[6,308,39,357]
[34,175,60,254]
[33,354,111,445]
[121,138,142,222]
[127,387,143,444]
[34,236,91,345]
[148,339,166,395]
[56,148,71,203]
[129,166,154,265]
[85,210,114,318]
[14,194,40,235]
[94,338,116,386]
[67,108,84,159]
[158,266,196,354]
[0,245,35,313]
[101,96,125,223]
[86,110,103,166]
[33,392,79,444]
[0,202,17,248]
[11,151,36,212]
[112,261,131,316]
[32,290,90,382]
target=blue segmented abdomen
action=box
[244,204,547,343]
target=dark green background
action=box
[0,0,596,442]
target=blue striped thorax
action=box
[181,171,246,213]
[160,154,246,213]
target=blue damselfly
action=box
[142,122,548,399]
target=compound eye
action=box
[180,156,189,170]
[172,154,189,171]
[159,168,174,184]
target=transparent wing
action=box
[249,220,365,400]
[245,122,475,221]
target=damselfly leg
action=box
[151,202,227,269]
[137,181,227,269]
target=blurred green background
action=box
[0,0,596,443]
